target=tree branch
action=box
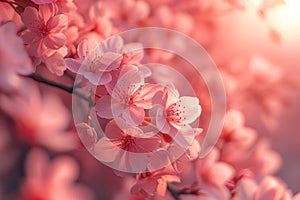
[28,74,95,107]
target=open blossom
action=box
[0,21,34,93]
[96,65,161,126]
[65,36,143,85]
[19,148,94,200]
[21,5,68,58]
[65,38,122,85]
[131,166,180,198]
[93,119,161,172]
[153,84,201,147]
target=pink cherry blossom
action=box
[196,148,235,199]
[65,38,122,85]
[248,140,282,177]
[0,82,76,151]
[236,176,293,200]
[255,176,293,200]
[21,5,68,58]
[219,109,257,167]
[96,65,161,126]
[65,36,143,85]
[131,165,180,198]
[93,119,161,172]
[0,21,34,93]
[19,148,94,200]
[153,84,201,147]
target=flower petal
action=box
[44,33,66,49]
[47,14,68,32]
[94,137,120,163]
[64,58,81,73]
[179,96,201,124]
[21,7,43,32]
[123,105,145,126]
[95,95,114,119]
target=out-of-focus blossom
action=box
[225,56,295,130]
[19,148,94,200]
[0,82,76,151]
[248,140,282,177]
[219,109,257,167]
[226,0,246,10]
[54,0,78,14]
[196,148,235,199]
[0,21,33,93]
[236,176,293,200]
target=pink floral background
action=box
[0,0,300,200]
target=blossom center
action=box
[166,101,185,124]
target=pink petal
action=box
[28,39,45,57]
[44,52,66,76]
[133,84,164,109]
[152,105,170,133]
[21,7,43,32]
[173,125,194,148]
[236,178,257,200]
[77,39,100,59]
[75,123,98,149]
[99,52,122,71]
[39,4,54,23]
[31,0,55,5]
[128,153,147,172]
[179,96,201,124]
[164,85,179,108]
[49,156,79,184]
[209,163,235,186]
[147,149,170,171]
[102,35,124,52]
[22,31,39,44]
[64,58,81,73]
[123,105,145,126]
[44,33,66,49]
[47,14,68,32]
[95,95,114,119]
[122,42,144,64]
[84,71,112,85]
[94,137,120,163]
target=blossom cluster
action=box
[0,0,299,200]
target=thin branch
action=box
[64,69,76,81]
[167,185,181,200]
[28,74,95,107]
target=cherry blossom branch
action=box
[27,73,95,106]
